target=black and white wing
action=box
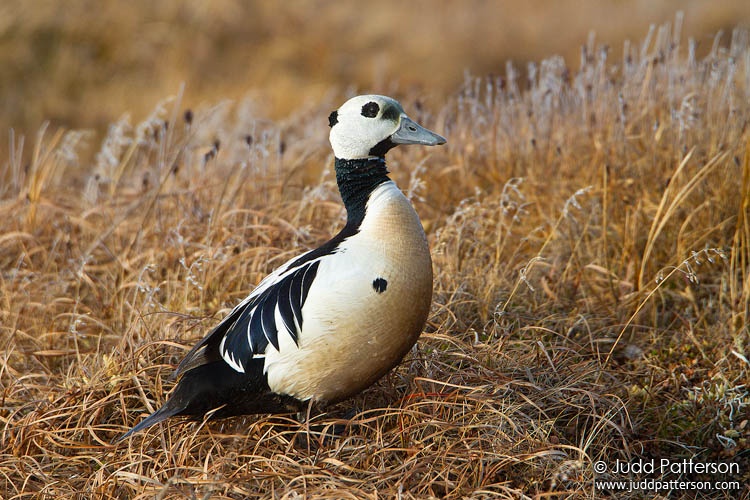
[174,222,354,378]
[174,254,323,377]
[217,258,321,372]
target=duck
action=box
[117,95,446,441]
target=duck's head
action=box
[328,95,446,160]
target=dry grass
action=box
[2,0,749,141]
[2,17,750,499]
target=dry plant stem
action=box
[637,150,727,289]
[605,151,731,370]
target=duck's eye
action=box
[361,102,380,118]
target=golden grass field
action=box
[2,2,750,499]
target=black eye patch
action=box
[361,102,380,118]
[328,110,338,127]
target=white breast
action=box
[263,182,433,402]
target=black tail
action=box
[115,359,302,442]
[114,398,186,443]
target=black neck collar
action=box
[284,157,391,269]
[334,157,390,228]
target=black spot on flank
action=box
[361,101,379,118]
[328,110,338,127]
[372,277,387,293]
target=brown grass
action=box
[2,16,750,500]
[2,0,749,140]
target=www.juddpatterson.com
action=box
[593,459,742,492]
[595,477,742,493]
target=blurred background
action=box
[2,0,749,141]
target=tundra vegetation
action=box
[1,13,749,500]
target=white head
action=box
[328,95,446,160]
